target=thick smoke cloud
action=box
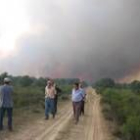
[0,0,140,81]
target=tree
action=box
[18,76,34,87]
[32,77,46,87]
[130,80,140,93]
[95,78,115,88]
[0,72,8,84]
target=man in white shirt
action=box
[72,83,84,124]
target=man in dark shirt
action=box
[50,80,62,114]
[79,82,86,115]
[54,85,61,114]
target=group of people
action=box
[0,77,86,131]
[45,80,86,124]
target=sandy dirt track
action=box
[0,88,112,140]
[55,88,112,140]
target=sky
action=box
[0,0,140,82]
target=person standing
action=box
[45,80,56,120]
[50,80,62,114]
[54,84,61,114]
[79,82,86,115]
[72,83,83,124]
[0,77,13,131]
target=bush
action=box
[13,86,44,108]
[100,88,140,140]
[122,116,140,140]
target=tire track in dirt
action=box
[35,108,72,140]
[55,87,95,140]
[1,102,72,140]
[85,89,95,140]
[92,89,112,140]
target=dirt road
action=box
[55,88,112,140]
[0,88,112,140]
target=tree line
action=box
[0,72,87,109]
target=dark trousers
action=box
[45,98,55,118]
[0,107,13,130]
[72,101,81,123]
[81,100,85,115]
[54,95,58,114]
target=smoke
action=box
[0,0,140,81]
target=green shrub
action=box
[100,88,140,140]
[13,86,44,108]
[122,116,140,140]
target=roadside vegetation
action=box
[94,78,140,140]
[0,72,84,116]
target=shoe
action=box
[8,126,13,132]
[74,121,78,125]
[52,114,55,119]
[45,116,49,120]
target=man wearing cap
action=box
[0,77,13,131]
[45,80,56,120]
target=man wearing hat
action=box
[0,77,13,131]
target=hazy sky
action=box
[0,0,140,81]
